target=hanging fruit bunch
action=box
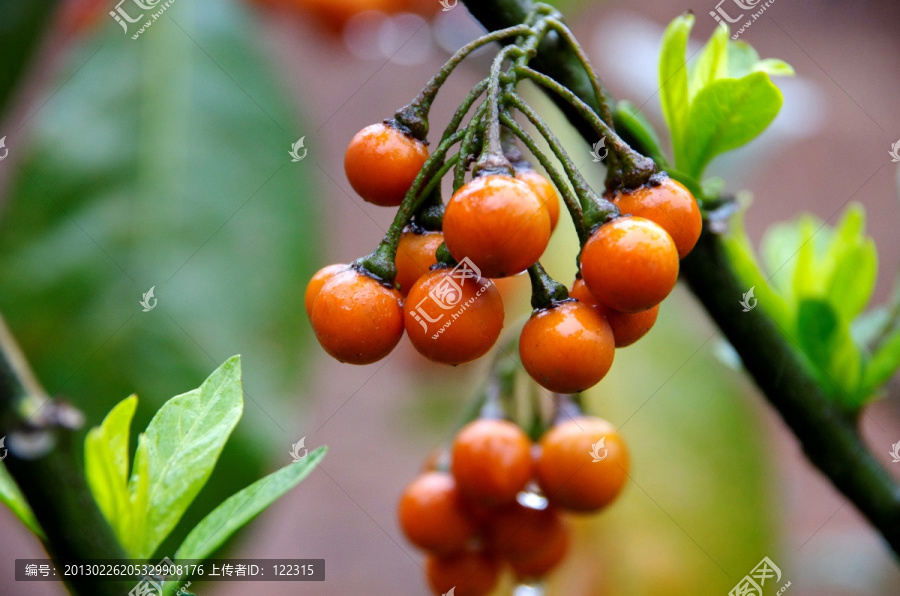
[305,2,702,592]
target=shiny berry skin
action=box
[398,472,477,554]
[451,419,532,507]
[488,503,569,577]
[519,301,615,394]
[570,278,660,347]
[404,267,504,365]
[344,123,429,207]
[310,269,404,364]
[515,168,561,232]
[443,174,551,278]
[425,551,501,596]
[580,216,679,313]
[613,177,702,259]
[394,228,443,297]
[304,263,347,318]
[536,417,629,512]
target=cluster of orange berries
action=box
[399,416,628,595]
[305,120,702,395]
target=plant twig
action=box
[462,0,900,558]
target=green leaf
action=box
[612,100,667,166]
[753,58,795,77]
[175,447,326,561]
[726,40,760,79]
[863,330,900,395]
[689,25,729,101]
[796,299,862,404]
[0,463,43,538]
[128,356,244,558]
[682,72,783,178]
[659,13,694,163]
[827,242,877,321]
[84,395,137,537]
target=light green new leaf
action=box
[659,13,694,162]
[827,242,877,322]
[727,40,761,79]
[129,356,244,558]
[85,395,137,533]
[175,447,327,562]
[689,25,729,101]
[753,58,795,77]
[0,464,43,538]
[796,299,862,404]
[613,100,667,166]
[863,331,900,396]
[683,72,783,178]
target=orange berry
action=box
[404,266,504,365]
[443,174,551,278]
[580,216,679,313]
[425,550,501,596]
[344,122,429,207]
[536,417,629,512]
[515,169,561,232]
[613,176,701,259]
[570,279,660,347]
[398,472,477,554]
[395,228,443,297]
[487,502,569,577]
[519,301,615,394]
[451,419,532,507]
[304,263,348,318]
[310,268,403,364]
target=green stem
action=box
[508,93,618,232]
[394,25,531,139]
[454,100,489,190]
[498,113,585,240]
[514,67,656,191]
[0,316,133,596]
[527,262,569,310]
[475,45,523,175]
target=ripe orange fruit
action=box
[451,419,532,507]
[570,278,660,347]
[344,122,429,207]
[613,176,701,259]
[310,268,404,364]
[425,550,501,596]
[515,168,561,232]
[304,263,348,318]
[535,417,629,512]
[580,216,679,313]
[395,228,443,297]
[404,266,504,365]
[398,472,477,554]
[487,503,569,577]
[443,174,551,278]
[519,301,615,393]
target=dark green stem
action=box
[527,262,570,310]
[475,45,522,176]
[394,25,531,139]
[0,317,133,595]
[454,101,489,189]
[498,113,585,240]
[461,0,900,558]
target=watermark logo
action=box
[443,588,456,596]
[289,136,308,162]
[409,258,486,338]
[709,0,774,40]
[129,556,173,596]
[729,556,791,596]
[290,437,308,462]
[589,437,608,462]
[140,286,157,312]
[0,436,7,461]
[0,136,8,161]
[889,441,900,463]
[110,0,176,40]
[889,139,900,163]
[438,0,457,10]
[740,286,757,312]
[590,136,608,162]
